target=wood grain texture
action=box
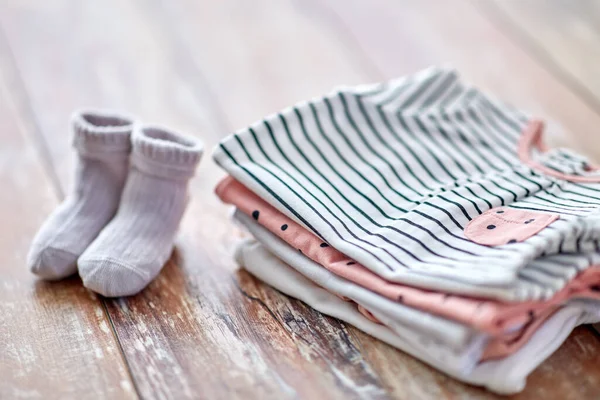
[0,0,222,190]
[2,0,600,398]
[482,0,600,113]
[0,29,136,400]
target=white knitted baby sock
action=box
[28,110,134,280]
[78,125,203,297]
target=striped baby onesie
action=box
[213,67,600,299]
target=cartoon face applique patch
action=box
[464,207,559,246]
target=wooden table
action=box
[2,1,600,398]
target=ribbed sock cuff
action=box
[131,125,204,180]
[72,109,135,156]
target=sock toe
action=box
[78,256,151,297]
[28,247,79,280]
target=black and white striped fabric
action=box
[214,67,600,300]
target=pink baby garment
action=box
[217,175,600,334]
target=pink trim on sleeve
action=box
[518,120,600,183]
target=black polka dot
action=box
[496,210,504,214]
[591,285,600,292]
[280,224,288,231]
[528,310,535,318]
[398,295,404,302]
[487,224,496,230]
[252,210,260,220]
[508,239,517,244]
[347,261,356,265]
[524,218,535,224]
[320,243,329,248]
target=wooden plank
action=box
[4,0,600,398]
[0,0,223,189]
[0,30,136,400]
[312,0,600,162]
[482,0,600,113]
[144,0,368,130]
[105,261,398,399]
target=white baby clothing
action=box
[234,210,480,351]
[234,235,600,394]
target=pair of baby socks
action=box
[27,110,203,297]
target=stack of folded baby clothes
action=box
[213,67,600,394]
